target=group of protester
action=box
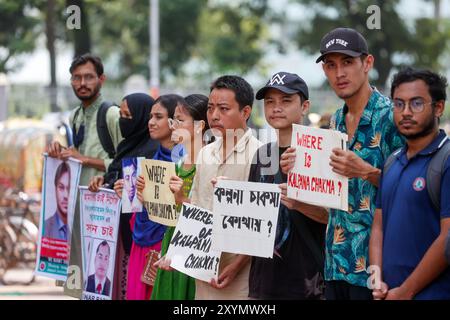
[46,26,450,300]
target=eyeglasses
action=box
[392,98,434,113]
[168,118,182,129]
[70,74,98,84]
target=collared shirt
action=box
[190,128,262,300]
[376,130,450,299]
[54,211,68,241]
[326,89,405,287]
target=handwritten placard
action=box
[166,203,221,283]
[288,124,348,211]
[212,180,281,258]
[141,159,178,226]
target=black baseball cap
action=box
[316,27,368,63]
[255,72,309,100]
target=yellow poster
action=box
[141,159,178,226]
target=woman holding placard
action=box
[137,94,210,300]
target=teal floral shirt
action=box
[325,89,405,287]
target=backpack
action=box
[96,101,117,159]
[72,101,117,159]
[383,136,450,213]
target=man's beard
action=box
[74,83,101,101]
[399,115,437,140]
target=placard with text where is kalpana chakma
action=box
[288,124,348,211]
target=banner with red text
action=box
[287,124,348,211]
[79,187,121,300]
[35,155,81,281]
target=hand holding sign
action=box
[330,148,378,180]
[113,179,124,199]
[154,255,174,271]
[210,256,247,289]
[280,147,296,175]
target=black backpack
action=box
[72,101,117,159]
[96,101,117,159]
[383,136,450,213]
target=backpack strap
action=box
[426,136,450,213]
[383,148,403,175]
[96,101,117,159]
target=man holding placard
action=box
[282,28,404,300]
[249,72,327,300]
[190,75,262,299]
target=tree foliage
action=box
[0,0,41,73]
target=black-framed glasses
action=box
[392,98,434,113]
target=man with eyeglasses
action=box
[369,68,450,300]
[47,53,122,299]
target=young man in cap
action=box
[248,72,327,299]
[281,28,404,299]
[370,68,450,300]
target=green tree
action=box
[196,0,270,75]
[0,0,40,73]
[84,0,206,82]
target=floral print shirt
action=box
[325,89,405,287]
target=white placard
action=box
[79,187,121,300]
[287,124,348,211]
[212,180,281,258]
[166,203,221,283]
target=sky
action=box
[6,0,450,88]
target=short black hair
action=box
[210,75,254,110]
[96,240,110,256]
[391,67,448,102]
[54,161,70,187]
[69,53,104,76]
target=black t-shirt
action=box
[248,143,326,300]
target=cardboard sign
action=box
[212,180,281,258]
[287,124,348,210]
[166,203,221,283]
[141,159,178,226]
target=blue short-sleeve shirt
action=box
[376,130,450,299]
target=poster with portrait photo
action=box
[35,154,82,281]
[121,157,144,213]
[83,239,115,300]
[79,187,121,301]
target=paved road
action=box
[0,268,75,300]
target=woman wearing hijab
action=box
[88,92,158,299]
[114,94,185,300]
